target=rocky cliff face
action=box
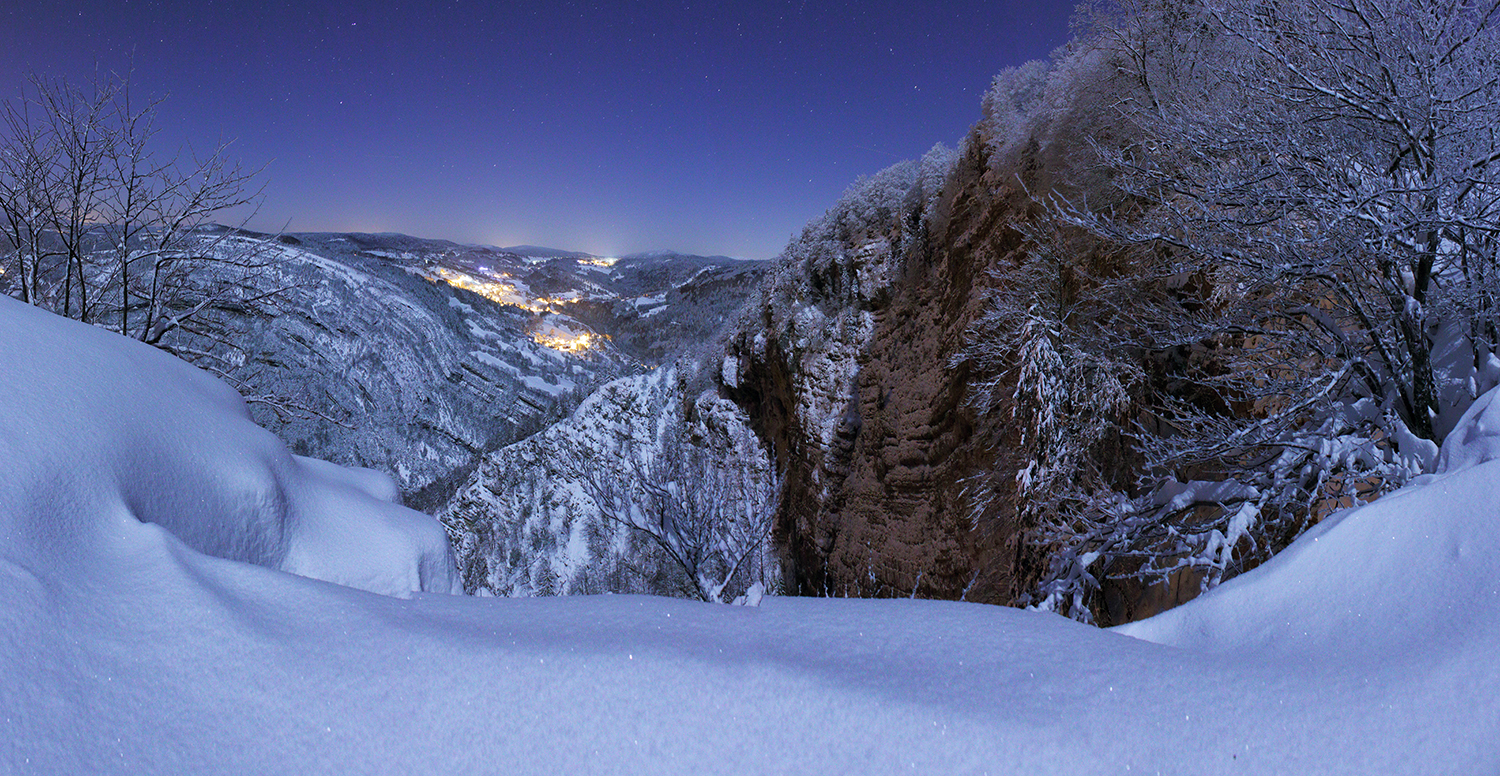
[721,141,1045,604]
[711,37,1295,618]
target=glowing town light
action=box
[427,265,529,307]
[527,314,604,355]
[425,266,605,355]
[426,266,586,315]
[529,329,599,354]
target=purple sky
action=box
[3,1,1073,258]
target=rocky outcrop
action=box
[722,140,1052,605]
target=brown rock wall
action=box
[726,137,1047,604]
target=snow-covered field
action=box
[2,294,1496,774]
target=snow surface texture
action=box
[4,293,1499,774]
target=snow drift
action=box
[2,294,1498,774]
[0,296,459,597]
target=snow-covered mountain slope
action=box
[191,232,624,508]
[4,289,1500,773]
[580,253,765,364]
[187,231,762,509]
[440,365,777,599]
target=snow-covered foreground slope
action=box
[1118,387,1500,661]
[3,295,1498,774]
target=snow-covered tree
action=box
[957,215,1146,622]
[0,72,272,349]
[1072,0,1500,436]
[583,401,780,604]
[980,60,1051,170]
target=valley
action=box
[201,231,763,512]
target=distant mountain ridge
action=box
[620,249,752,264]
[501,245,600,260]
[500,243,758,264]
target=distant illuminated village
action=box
[424,264,605,354]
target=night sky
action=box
[3,1,1073,258]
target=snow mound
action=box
[0,296,459,597]
[1435,384,1500,474]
